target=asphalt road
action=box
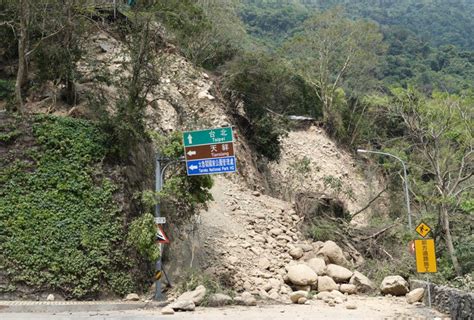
[0,297,448,320]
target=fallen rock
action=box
[316,291,332,300]
[380,275,409,296]
[235,292,257,306]
[306,257,326,275]
[406,288,425,304]
[125,293,140,301]
[289,247,304,260]
[169,299,195,311]
[318,276,339,292]
[176,285,207,306]
[161,306,175,315]
[346,302,357,310]
[298,297,307,304]
[329,290,347,301]
[258,257,271,270]
[287,264,318,286]
[340,284,357,294]
[290,290,308,303]
[349,271,374,293]
[46,294,55,301]
[317,241,349,266]
[208,293,232,307]
[326,264,353,283]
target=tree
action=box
[2,0,88,112]
[387,89,473,276]
[284,8,385,132]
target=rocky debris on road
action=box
[234,292,257,306]
[406,288,425,304]
[340,284,357,295]
[125,293,140,301]
[194,177,378,307]
[380,276,409,296]
[168,299,196,312]
[346,302,358,309]
[175,285,206,306]
[287,264,318,286]
[317,241,350,266]
[306,257,326,275]
[290,291,308,304]
[349,271,374,293]
[325,264,353,283]
[161,306,175,315]
[207,293,233,307]
[317,276,339,292]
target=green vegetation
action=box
[0,115,142,298]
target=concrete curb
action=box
[0,300,168,313]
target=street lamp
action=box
[357,149,412,230]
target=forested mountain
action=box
[239,0,474,94]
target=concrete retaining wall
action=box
[410,279,474,320]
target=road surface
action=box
[1,296,449,320]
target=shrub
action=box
[0,115,137,299]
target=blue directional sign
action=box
[186,156,237,176]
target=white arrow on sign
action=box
[187,150,197,156]
[189,165,198,170]
[187,134,193,145]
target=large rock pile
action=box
[283,241,374,304]
[194,177,377,306]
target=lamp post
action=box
[357,149,412,230]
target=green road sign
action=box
[183,127,233,147]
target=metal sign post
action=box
[153,154,185,300]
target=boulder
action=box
[317,276,339,292]
[380,276,409,296]
[125,293,139,301]
[349,271,374,293]
[208,293,232,307]
[346,302,357,310]
[406,288,425,304]
[317,241,349,266]
[298,297,308,304]
[235,292,257,306]
[329,290,346,301]
[269,228,283,236]
[297,243,314,252]
[306,257,326,276]
[340,284,357,294]
[161,306,175,315]
[258,257,271,270]
[289,247,304,260]
[46,294,55,301]
[326,264,353,283]
[176,285,207,306]
[169,299,195,311]
[290,290,308,304]
[287,264,318,286]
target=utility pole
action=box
[357,149,412,230]
[154,153,185,300]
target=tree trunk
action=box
[15,0,29,113]
[441,205,462,276]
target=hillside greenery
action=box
[0,116,140,298]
